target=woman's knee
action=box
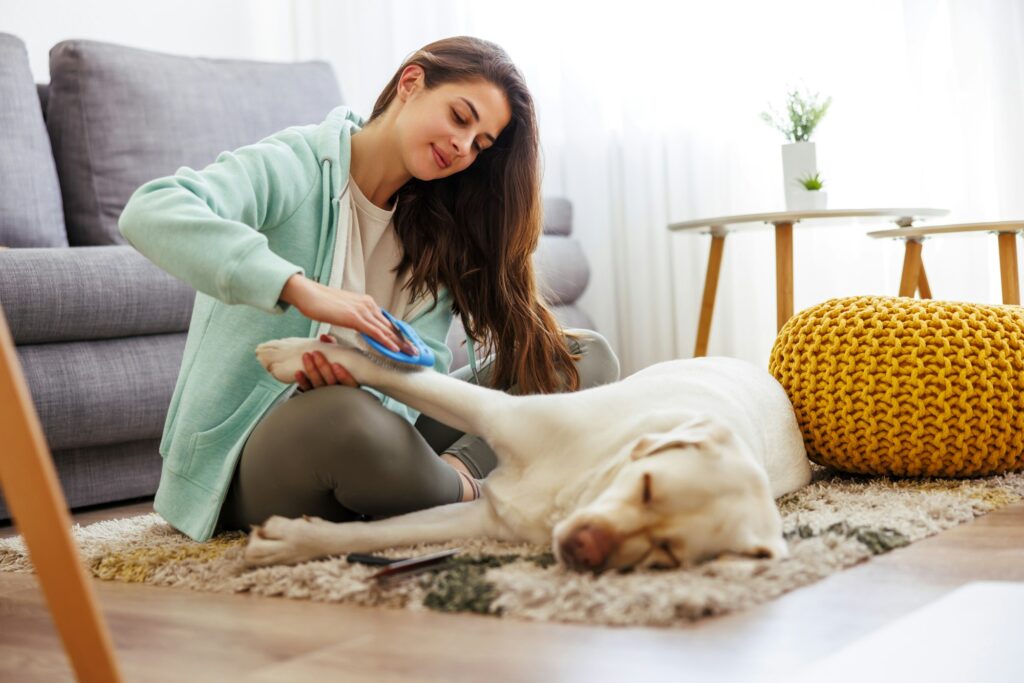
[565,328,620,389]
[261,386,401,471]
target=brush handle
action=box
[360,309,436,367]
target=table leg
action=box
[997,232,1020,305]
[917,263,932,299]
[898,239,923,298]
[774,222,794,331]
[0,307,124,682]
[694,233,725,357]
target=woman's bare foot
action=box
[440,453,480,502]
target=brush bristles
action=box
[330,327,425,373]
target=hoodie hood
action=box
[314,105,367,200]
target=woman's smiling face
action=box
[394,66,512,180]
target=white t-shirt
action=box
[342,175,410,318]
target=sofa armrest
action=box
[0,245,195,344]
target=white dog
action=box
[244,337,811,572]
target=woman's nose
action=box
[451,132,474,158]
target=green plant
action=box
[760,88,832,143]
[799,172,824,191]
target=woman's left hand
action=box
[295,334,358,392]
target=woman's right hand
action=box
[280,274,404,352]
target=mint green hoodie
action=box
[119,106,456,542]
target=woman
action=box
[119,36,619,543]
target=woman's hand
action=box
[295,334,358,392]
[280,275,404,352]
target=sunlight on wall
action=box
[4,0,1021,371]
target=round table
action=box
[668,208,949,356]
[868,220,1024,305]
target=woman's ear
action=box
[397,64,425,101]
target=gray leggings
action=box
[215,329,620,532]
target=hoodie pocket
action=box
[184,385,276,485]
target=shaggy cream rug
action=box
[3,467,1023,628]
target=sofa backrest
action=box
[45,39,344,246]
[0,33,68,248]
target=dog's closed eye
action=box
[642,472,653,504]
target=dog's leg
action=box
[243,500,514,567]
[257,339,521,442]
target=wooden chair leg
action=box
[898,240,923,297]
[917,262,932,299]
[694,233,725,357]
[774,222,794,332]
[0,306,124,682]
[998,232,1021,305]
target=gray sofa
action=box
[0,34,594,523]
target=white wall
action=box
[5,1,1019,374]
[0,0,296,83]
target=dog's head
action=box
[552,415,787,573]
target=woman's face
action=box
[395,67,512,181]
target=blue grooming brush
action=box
[359,309,435,367]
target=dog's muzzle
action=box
[558,522,619,573]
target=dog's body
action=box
[245,337,811,572]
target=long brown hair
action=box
[368,36,579,394]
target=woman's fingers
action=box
[303,352,328,387]
[361,314,402,352]
[294,371,313,392]
[332,362,358,387]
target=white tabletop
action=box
[791,582,1024,683]
[868,219,1024,239]
[668,207,949,233]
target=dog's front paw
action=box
[255,338,313,383]
[243,514,340,567]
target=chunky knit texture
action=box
[769,296,1024,477]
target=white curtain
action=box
[293,0,1024,375]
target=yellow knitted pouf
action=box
[769,296,1024,477]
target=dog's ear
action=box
[629,416,724,460]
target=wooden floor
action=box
[1,498,1023,683]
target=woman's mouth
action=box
[431,144,450,170]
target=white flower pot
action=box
[788,190,828,211]
[781,141,817,209]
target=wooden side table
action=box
[0,305,124,682]
[868,220,1024,305]
[668,208,949,357]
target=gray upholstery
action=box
[543,197,573,236]
[0,36,597,523]
[0,246,194,344]
[16,334,186,451]
[46,39,344,246]
[535,235,590,306]
[0,33,67,248]
[39,440,164,514]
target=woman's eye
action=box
[452,109,465,125]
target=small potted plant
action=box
[761,88,832,210]
[797,171,827,210]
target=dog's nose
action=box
[560,523,617,572]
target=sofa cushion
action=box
[46,39,344,246]
[17,333,186,451]
[0,33,68,248]
[534,235,589,306]
[543,197,573,236]
[0,439,163,523]
[0,246,195,344]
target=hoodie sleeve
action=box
[118,129,319,314]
